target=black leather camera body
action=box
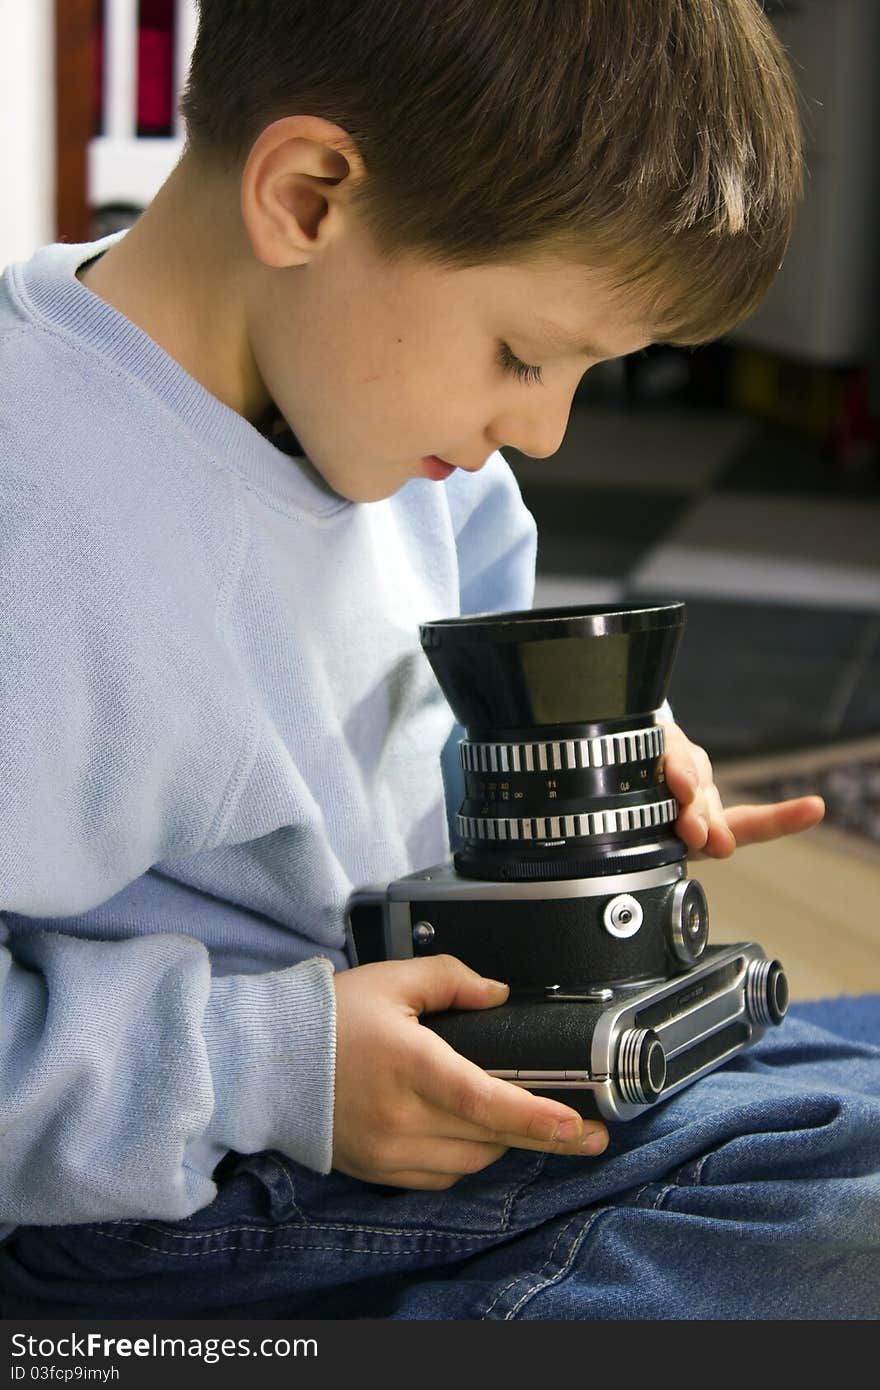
[346,602,789,1121]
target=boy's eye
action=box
[497,341,544,386]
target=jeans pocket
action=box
[254,1148,551,1241]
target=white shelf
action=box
[88,135,184,210]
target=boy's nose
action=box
[493,395,574,461]
[500,415,570,461]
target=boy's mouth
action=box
[421,455,457,481]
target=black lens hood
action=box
[420,602,685,735]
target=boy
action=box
[0,0,876,1319]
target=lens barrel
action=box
[420,603,687,881]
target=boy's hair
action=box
[180,0,803,344]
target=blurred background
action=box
[1,0,878,998]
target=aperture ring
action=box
[459,724,665,775]
[456,796,679,843]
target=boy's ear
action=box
[240,115,365,268]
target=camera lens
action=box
[420,603,687,881]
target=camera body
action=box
[346,602,789,1121]
[346,861,787,1120]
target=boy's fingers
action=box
[663,753,700,806]
[340,1140,510,1191]
[660,723,705,801]
[400,954,510,1017]
[366,1147,511,1192]
[723,795,825,846]
[416,1040,608,1154]
[705,782,737,849]
[424,1105,608,1154]
[386,1140,510,1183]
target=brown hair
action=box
[180,0,803,343]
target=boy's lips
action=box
[421,455,457,481]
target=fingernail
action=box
[554,1117,581,1142]
[580,1128,608,1155]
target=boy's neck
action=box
[78,153,273,429]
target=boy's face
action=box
[246,214,653,503]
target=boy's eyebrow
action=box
[527,316,614,360]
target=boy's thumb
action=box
[408,953,509,1016]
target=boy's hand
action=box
[662,720,825,859]
[332,956,609,1190]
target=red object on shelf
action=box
[139,0,174,20]
[93,1,177,136]
[138,0,176,132]
[137,24,174,133]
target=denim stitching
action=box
[691,1150,714,1184]
[499,1209,612,1320]
[89,1228,483,1257]
[88,1220,489,1249]
[499,1152,547,1231]
[666,1148,718,1192]
[651,1184,677,1208]
[249,1152,548,1240]
[640,1153,716,1211]
[631,1181,657,1206]
[481,1209,605,1320]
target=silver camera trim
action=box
[489,942,770,1120]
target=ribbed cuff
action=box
[201,956,337,1173]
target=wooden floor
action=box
[703,739,880,1001]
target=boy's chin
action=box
[299,460,394,505]
[325,466,419,504]
[332,479,402,504]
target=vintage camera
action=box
[346,602,789,1120]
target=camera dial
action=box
[603,894,644,938]
[667,879,709,966]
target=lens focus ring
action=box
[456,797,679,843]
[460,725,665,774]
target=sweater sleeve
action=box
[0,436,336,1226]
[0,924,336,1226]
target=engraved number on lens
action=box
[603,893,644,938]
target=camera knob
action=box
[667,879,709,966]
[603,893,644,938]
[412,921,436,951]
[617,1027,667,1105]
[745,958,789,1026]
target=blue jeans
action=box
[2,1001,878,1320]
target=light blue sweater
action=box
[0,237,537,1228]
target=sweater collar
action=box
[9,235,352,519]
